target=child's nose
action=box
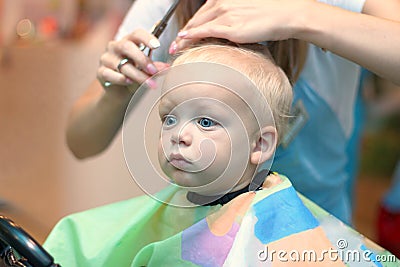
[171,125,193,146]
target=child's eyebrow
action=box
[158,99,175,117]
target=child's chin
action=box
[164,167,225,193]
[169,173,209,189]
[172,178,202,189]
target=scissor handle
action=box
[139,0,181,58]
[139,43,152,57]
[0,216,59,267]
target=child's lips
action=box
[170,159,191,169]
[169,153,192,169]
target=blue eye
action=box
[198,118,216,128]
[163,115,177,127]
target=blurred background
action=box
[0,0,399,250]
[0,0,141,243]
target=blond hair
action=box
[172,43,293,142]
[175,0,307,83]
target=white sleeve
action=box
[317,0,366,13]
[114,0,179,62]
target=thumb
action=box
[153,62,171,71]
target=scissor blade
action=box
[152,0,181,38]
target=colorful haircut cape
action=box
[44,174,399,266]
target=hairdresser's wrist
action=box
[292,1,334,48]
[102,84,135,109]
[271,0,315,41]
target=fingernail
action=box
[149,38,160,49]
[125,78,134,84]
[146,63,158,75]
[169,41,178,54]
[145,79,157,89]
[178,31,188,38]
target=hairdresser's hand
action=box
[171,0,310,53]
[98,29,169,91]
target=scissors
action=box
[115,0,181,74]
[140,0,181,57]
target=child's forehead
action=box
[158,83,248,115]
[158,62,272,125]
[161,62,254,95]
[161,77,258,109]
[161,83,236,101]
[158,84,261,132]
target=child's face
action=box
[158,83,260,196]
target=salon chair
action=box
[0,216,60,267]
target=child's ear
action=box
[250,126,278,165]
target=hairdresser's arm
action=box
[66,82,133,159]
[299,0,400,85]
[174,0,400,85]
[66,30,168,159]
[67,0,175,159]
